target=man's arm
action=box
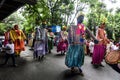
[86,27,99,44]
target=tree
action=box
[0,12,25,35]
[22,0,74,27]
[86,0,108,35]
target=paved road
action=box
[0,46,119,80]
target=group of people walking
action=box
[28,24,69,60]
[27,14,116,76]
[1,14,120,75]
[2,25,26,67]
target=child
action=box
[2,39,17,67]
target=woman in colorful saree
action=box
[47,28,55,53]
[57,27,68,54]
[9,25,26,56]
[91,23,109,67]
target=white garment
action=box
[111,44,119,51]
[106,42,113,53]
[5,43,14,54]
[89,41,94,53]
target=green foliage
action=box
[0,23,6,35]
[0,12,25,35]
[22,0,74,27]
[0,0,120,41]
[86,0,108,35]
[85,0,120,41]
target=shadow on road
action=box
[54,54,65,57]
[57,69,85,80]
[108,64,120,73]
[0,56,27,68]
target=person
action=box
[85,39,90,55]
[106,39,113,54]
[42,21,48,54]
[54,32,60,46]
[91,23,109,67]
[30,30,35,50]
[57,27,68,54]
[2,39,17,67]
[65,14,86,76]
[110,41,119,51]
[47,28,55,53]
[4,28,10,46]
[33,27,46,60]
[89,39,94,56]
[9,25,26,56]
[27,32,32,46]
